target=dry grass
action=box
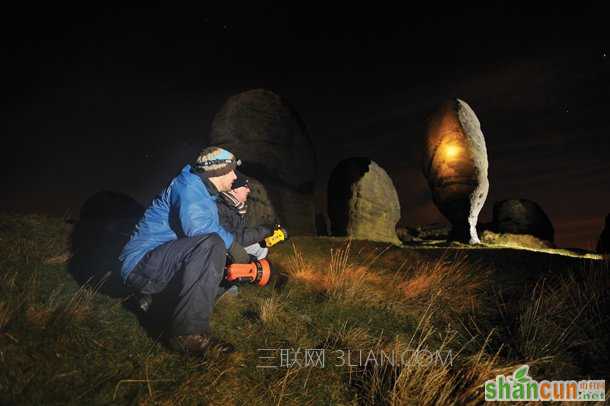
[286,242,314,278]
[285,241,488,319]
[24,275,102,331]
[326,240,385,302]
[286,240,387,304]
[44,252,72,265]
[396,254,487,313]
[350,301,454,404]
[516,261,609,363]
[259,295,283,325]
[0,272,19,331]
[1,270,18,290]
[0,301,12,331]
[327,321,377,350]
[280,241,609,404]
[353,300,531,405]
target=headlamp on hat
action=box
[193,147,241,177]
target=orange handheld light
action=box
[224,258,272,287]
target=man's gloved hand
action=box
[228,241,250,264]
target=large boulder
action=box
[209,89,316,235]
[492,199,554,243]
[596,214,609,254]
[328,158,401,245]
[423,99,489,244]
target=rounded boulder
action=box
[209,89,316,234]
[492,199,555,243]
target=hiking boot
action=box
[168,334,235,355]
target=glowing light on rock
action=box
[443,143,462,160]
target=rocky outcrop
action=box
[209,89,316,234]
[410,223,452,241]
[396,223,451,244]
[596,214,609,254]
[492,199,554,243]
[328,158,401,244]
[396,227,417,244]
[423,99,489,244]
[480,230,554,250]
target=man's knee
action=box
[186,234,227,278]
[190,233,225,258]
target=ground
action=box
[0,214,608,405]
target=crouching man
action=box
[119,146,251,355]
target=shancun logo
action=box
[484,365,605,402]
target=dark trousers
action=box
[126,233,226,337]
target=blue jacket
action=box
[119,164,235,281]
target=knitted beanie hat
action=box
[193,147,241,177]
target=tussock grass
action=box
[286,240,398,307]
[1,214,609,405]
[259,295,283,325]
[395,254,489,314]
[341,301,502,405]
[284,241,488,324]
[330,322,375,350]
[0,302,12,331]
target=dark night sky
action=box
[1,4,609,249]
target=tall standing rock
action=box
[423,99,489,243]
[209,89,316,235]
[328,158,401,245]
[596,214,609,254]
[492,199,554,243]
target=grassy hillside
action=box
[0,214,608,405]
